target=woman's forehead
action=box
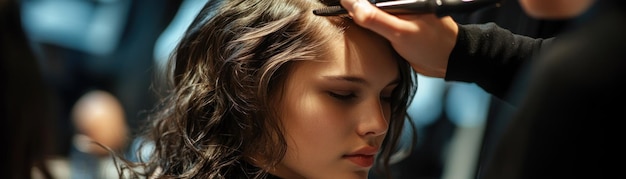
[289,25,398,85]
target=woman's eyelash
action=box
[328,91,394,102]
[329,92,356,100]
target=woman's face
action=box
[271,24,400,179]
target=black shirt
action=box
[445,1,626,178]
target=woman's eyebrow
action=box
[322,75,368,85]
[321,75,400,87]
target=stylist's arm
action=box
[340,0,459,78]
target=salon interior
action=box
[4,0,573,178]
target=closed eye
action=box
[328,91,357,101]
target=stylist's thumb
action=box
[340,0,414,41]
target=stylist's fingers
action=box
[340,0,415,41]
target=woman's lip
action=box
[349,146,379,156]
[343,154,375,167]
[343,146,379,167]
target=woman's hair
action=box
[119,0,417,178]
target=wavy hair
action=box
[119,0,417,178]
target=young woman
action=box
[120,0,417,178]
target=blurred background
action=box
[2,0,568,178]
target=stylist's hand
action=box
[340,0,459,78]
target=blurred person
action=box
[115,0,418,178]
[4,0,179,178]
[339,0,625,178]
[19,0,181,159]
[70,89,129,179]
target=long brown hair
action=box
[121,0,417,178]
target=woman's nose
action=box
[357,98,389,137]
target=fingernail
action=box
[353,0,373,13]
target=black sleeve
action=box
[444,22,554,99]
